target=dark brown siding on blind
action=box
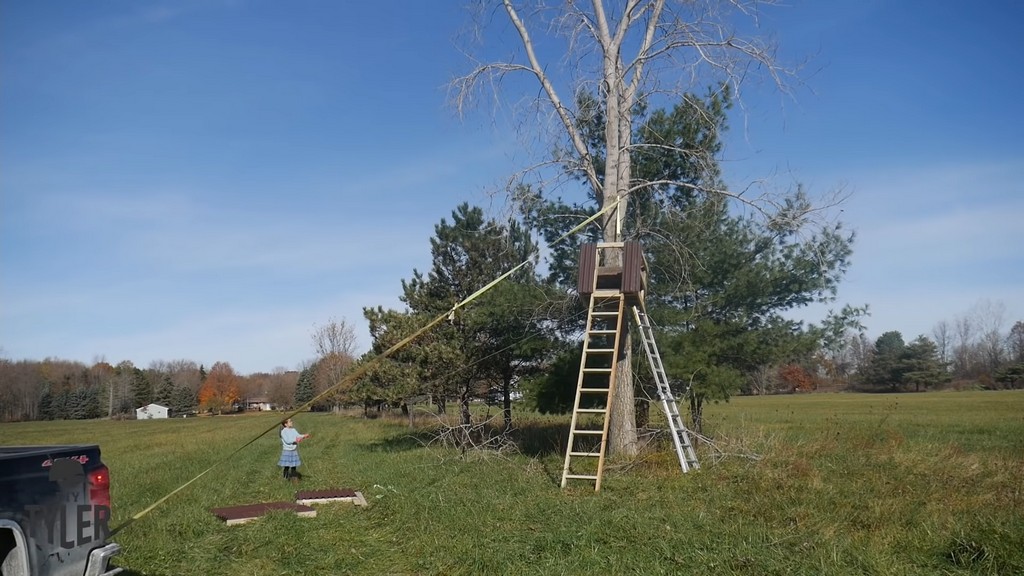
[577,243,597,295]
[622,241,643,294]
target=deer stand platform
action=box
[560,241,698,492]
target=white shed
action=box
[136,403,170,420]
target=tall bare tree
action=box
[454,0,793,456]
[311,317,359,410]
[953,315,975,378]
[932,320,951,367]
[972,299,1007,374]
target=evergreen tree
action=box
[360,308,430,416]
[396,203,551,428]
[857,332,947,392]
[39,388,54,420]
[171,385,196,415]
[130,368,153,408]
[294,367,315,407]
[860,331,906,391]
[995,363,1024,389]
[68,387,101,419]
[521,342,581,415]
[50,388,71,420]
[155,375,175,407]
[901,336,949,392]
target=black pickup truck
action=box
[0,445,122,576]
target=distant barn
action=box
[136,403,170,420]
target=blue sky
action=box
[2,1,1021,375]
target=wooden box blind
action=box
[622,241,644,294]
[577,242,597,296]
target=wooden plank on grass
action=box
[211,502,316,525]
[295,488,368,507]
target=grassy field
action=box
[3,391,1022,575]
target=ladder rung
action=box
[564,474,599,480]
[582,368,612,374]
[584,348,615,353]
[591,311,620,316]
[571,429,605,435]
[579,388,610,393]
[576,408,607,414]
[569,451,601,457]
[588,329,618,335]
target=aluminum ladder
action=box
[632,306,700,472]
[560,291,625,490]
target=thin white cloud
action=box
[43,287,404,374]
[788,157,1024,340]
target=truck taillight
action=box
[88,464,111,508]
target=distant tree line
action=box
[2,309,1019,425]
[846,313,1024,393]
[0,357,300,423]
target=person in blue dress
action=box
[278,418,311,482]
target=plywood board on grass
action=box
[295,488,368,507]
[211,502,316,525]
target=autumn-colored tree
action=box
[778,364,816,393]
[198,361,240,414]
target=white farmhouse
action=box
[136,403,170,420]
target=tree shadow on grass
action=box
[360,420,574,487]
[360,416,569,457]
[362,430,436,453]
[362,420,570,458]
[509,421,570,458]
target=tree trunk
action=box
[608,330,639,457]
[689,393,704,436]
[636,395,650,429]
[459,385,472,427]
[602,56,638,458]
[502,377,512,430]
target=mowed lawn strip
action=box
[2,390,1021,575]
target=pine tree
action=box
[130,368,153,408]
[171,385,196,415]
[39,388,54,420]
[294,367,315,407]
[395,203,551,429]
[155,375,175,407]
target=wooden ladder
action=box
[560,291,626,490]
